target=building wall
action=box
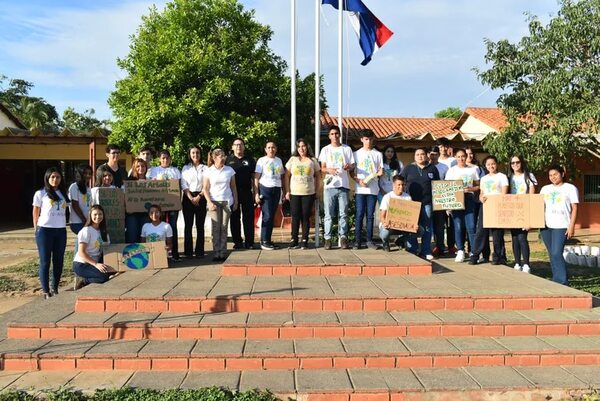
[0,113,18,129]
[458,117,495,137]
[0,144,92,160]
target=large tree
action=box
[109,0,325,165]
[477,0,600,173]
[434,107,462,120]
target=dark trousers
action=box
[182,194,207,257]
[290,194,315,242]
[166,211,179,259]
[472,201,490,258]
[231,189,255,247]
[432,210,446,250]
[73,261,111,284]
[511,229,530,265]
[259,185,281,243]
[35,227,66,294]
[471,205,506,263]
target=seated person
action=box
[379,175,414,252]
[141,204,173,256]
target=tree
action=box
[108,0,326,166]
[434,107,462,120]
[476,0,600,173]
[62,107,109,131]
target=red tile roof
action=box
[454,107,508,132]
[320,111,457,140]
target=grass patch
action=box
[4,252,74,279]
[0,276,27,292]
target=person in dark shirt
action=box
[226,138,256,249]
[96,144,127,188]
[400,147,440,260]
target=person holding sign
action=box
[318,125,355,250]
[508,155,537,273]
[32,167,70,299]
[352,131,383,250]
[90,165,116,205]
[181,145,208,259]
[469,156,508,265]
[73,205,117,290]
[141,204,173,252]
[125,158,150,243]
[540,165,579,286]
[147,150,182,261]
[445,148,480,263]
[379,176,413,252]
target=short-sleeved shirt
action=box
[480,173,509,196]
[181,163,206,193]
[255,156,284,188]
[379,191,412,211]
[147,166,182,181]
[400,163,440,205]
[510,173,537,195]
[285,156,320,196]
[438,157,457,169]
[90,186,117,206]
[226,154,256,192]
[540,183,579,229]
[205,165,236,206]
[141,222,173,242]
[68,183,91,224]
[318,144,355,189]
[74,226,109,263]
[354,148,383,195]
[433,162,449,180]
[32,189,68,228]
[379,162,403,194]
[97,163,127,188]
[445,166,480,193]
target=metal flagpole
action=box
[337,0,343,138]
[291,0,297,154]
[314,0,321,247]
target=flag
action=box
[322,0,393,65]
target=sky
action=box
[0,0,561,122]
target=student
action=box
[469,156,509,265]
[254,141,285,250]
[73,205,117,290]
[204,148,238,261]
[436,138,456,169]
[96,144,127,188]
[128,145,154,176]
[90,165,116,205]
[125,158,150,243]
[147,150,182,261]
[466,146,489,261]
[445,148,480,262]
[68,164,92,237]
[428,146,449,255]
[379,145,402,202]
[379,175,413,252]
[181,145,207,258]
[508,155,537,273]
[141,204,173,254]
[352,131,383,249]
[32,167,70,299]
[318,125,355,250]
[540,165,579,286]
[285,138,320,249]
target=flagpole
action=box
[337,0,343,140]
[314,0,321,247]
[291,0,297,154]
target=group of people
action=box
[31,131,579,299]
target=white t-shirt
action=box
[445,166,480,193]
[510,173,537,195]
[147,166,182,181]
[205,165,236,206]
[181,163,207,192]
[68,183,91,224]
[33,189,68,228]
[438,157,457,169]
[141,221,173,243]
[480,173,509,196]
[90,186,117,206]
[379,162,403,194]
[354,148,383,195]
[255,156,284,188]
[379,191,412,229]
[74,226,109,263]
[540,183,579,229]
[433,163,449,180]
[318,144,355,189]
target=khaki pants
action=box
[209,201,231,256]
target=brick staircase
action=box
[1,249,600,399]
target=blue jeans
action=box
[540,228,568,285]
[73,261,111,285]
[259,185,281,243]
[324,188,350,240]
[125,213,150,243]
[70,223,84,253]
[35,227,67,294]
[355,194,377,244]
[452,193,476,252]
[380,226,414,252]
[409,204,432,256]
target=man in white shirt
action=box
[436,138,456,169]
[318,125,355,250]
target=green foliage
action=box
[434,107,462,120]
[62,108,109,131]
[108,0,326,165]
[476,0,600,173]
[0,275,27,292]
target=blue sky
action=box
[0,0,560,121]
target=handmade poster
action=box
[386,198,421,233]
[483,194,545,228]
[432,180,465,211]
[97,187,126,243]
[103,242,169,272]
[124,179,181,213]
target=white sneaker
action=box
[478,255,485,263]
[454,250,465,263]
[425,254,434,261]
[522,264,530,273]
[514,264,521,271]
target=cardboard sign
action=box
[386,198,422,233]
[103,242,168,272]
[97,188,126,244]
[432,180,465,211]
[124,179,182,213]
[483,194,545,229]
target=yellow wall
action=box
[0,144,130,168]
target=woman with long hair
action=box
[125,158,150,243]
[285,138,320,249]
[32,167,70,299]
[378,145,402,202]
[68,164,92,237]
[181,145,208,258]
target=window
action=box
[584,175,600,202]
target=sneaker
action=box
[454,250,465,263]
[468,259,478,265]
[395,236,405,248]
[353,243,361,250]
[478,255,485,263]
[340,237,349,249]
[514,264,521,271]
[289,241,299,249]
[449,245,458,255]
[324,239,332,250]
[432,247,441,257]
[382,242,390,252]
[233,243,244,250]
[366,241,378,250]
[74,276,87,291]
[425,254,434,261]
[261,242,275,251]
[522,264,530,273]
[300,240,308,250]
[43,292,52,300]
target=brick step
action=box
[3,336,600,371]
[9,310,600,340]
[222,264,432,276]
